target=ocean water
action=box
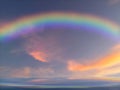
[1,86,120,90]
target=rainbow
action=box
[0,12,120,42]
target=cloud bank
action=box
[67,44,120,80]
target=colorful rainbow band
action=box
[0,12,120,42]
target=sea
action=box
[0,86,120,90]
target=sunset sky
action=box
[0,0,120,87]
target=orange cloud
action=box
[29,51,48,62]
[94,50,120,69]
[68,44,120,72]
[96,65,120,77]
[68,60,92,71]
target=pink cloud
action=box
[23,32,63,62]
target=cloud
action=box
[0,66,55,78]
[24,33,47,62]
[112,44,120,51]
[23,32,63,62]
[67,44,120,81]
[10,67,31,78]
[68,44,120,72]
[68,60,92,71]
[94,50,120,69]
[95,65,120,77]
[30,67,54,78]
[29,79,48,83]
[29,51,48,62]
[0,67,30,78]
[68,70,97,80]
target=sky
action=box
[0,0,120,87]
